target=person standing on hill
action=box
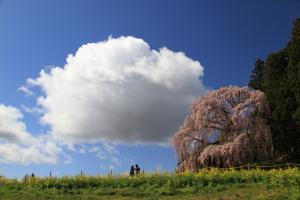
[130,165,135,177]
[135,164,140,175]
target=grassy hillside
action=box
[0,168,299,200]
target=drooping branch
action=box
[171,86,272,171]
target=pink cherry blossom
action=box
[172,86,273,171]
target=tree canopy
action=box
[172,86,272,171]
[248,18,300,161]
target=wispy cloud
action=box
[20,105,43,115]
[18,86,35,97]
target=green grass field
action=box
[0,168,299,200]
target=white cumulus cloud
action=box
[26,36,209,144]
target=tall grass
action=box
[0,168,299,199]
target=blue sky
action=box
[0,0,299,178]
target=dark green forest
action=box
[249,18,300,161]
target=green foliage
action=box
[0,168,299,199]
[248,18,300,160]
[248,59,265,90]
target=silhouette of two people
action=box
[130,164,141,177]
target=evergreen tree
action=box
[262,48,290,158]
[286,19,300,158]
[248,18,300,161]
[287,19,300,124]
[248,59,265,90]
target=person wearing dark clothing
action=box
[31,173,35,178]
[130,165,135,177]
[135,164,140,175]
